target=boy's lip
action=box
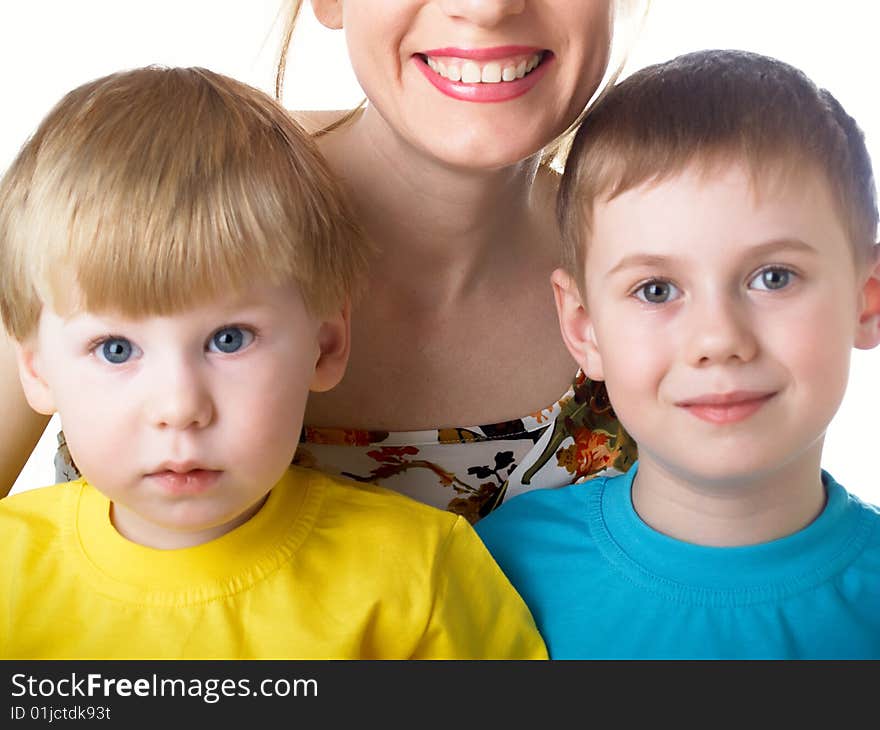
[676,391,777,425]
[676,390,776,406]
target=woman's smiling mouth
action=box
[415,46,553,103]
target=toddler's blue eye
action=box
[209,327,253,354]
[99,338,134,364]
[750,267,793,291]
[635,280,680,304]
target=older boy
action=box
[0,66,546,659]
[477,50,880,659]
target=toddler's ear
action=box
[855,244,880,350]
[310,0,343,29]
[310,301,351,393]
[551,268,604,381]
[13,339,56,415]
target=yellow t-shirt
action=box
[0,467,547,659]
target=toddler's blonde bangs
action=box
[0,66,368,340]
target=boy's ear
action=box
[550,268,604,381]
[855,244,880,350]
[310,300,351,392]
[13,339,56,415]
[310,0,343,29]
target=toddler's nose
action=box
[146,360,214,430]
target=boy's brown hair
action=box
[0,66,369,341]
[558,49,878,292]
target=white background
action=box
[3,1,878,504]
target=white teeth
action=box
[425,52,543,84]
[460,61,481,84]
[481,62,502,83]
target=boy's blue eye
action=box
[99,338,134,364]
[208,327,253,354]
[750,267,792,291]
[634,280,680,304]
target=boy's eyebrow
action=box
[607,254,678,276]
[743,237,819,259]
[607,238,819,276]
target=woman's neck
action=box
[630,443,828,547]
[316,105,552,302]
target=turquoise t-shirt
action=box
[476,465,880,659]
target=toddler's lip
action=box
[148,460,216,475]
[146,468,223,495]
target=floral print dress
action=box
[295,371,637,524]
[55,371,636,526]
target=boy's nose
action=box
[437,0,526,26]
[683,297,759,367]
[146,361,214,431]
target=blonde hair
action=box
[558,49,879,290]
[543,0,651,170]
[275,0,306,104]
[274,0,650,145]
[0,66,370,341]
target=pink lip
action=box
[677,392,777,425]
[414,51,553,103]
[421,45,543,61]
[146,468,222,496]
